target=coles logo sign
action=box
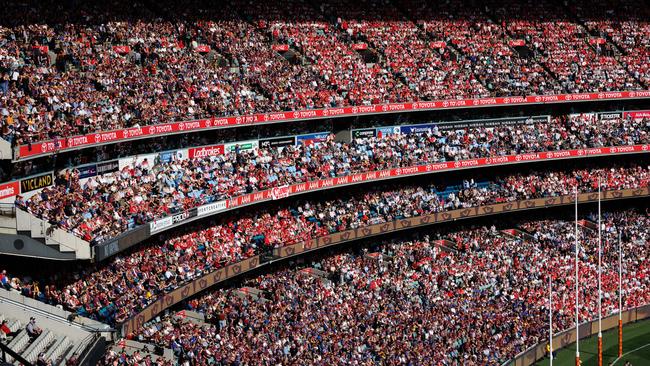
[188,145,224,159]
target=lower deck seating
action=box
[1,313,75,365]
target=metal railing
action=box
[0,203,15,218]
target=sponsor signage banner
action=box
[439,115,549,130]
[623,110,650,120]
[197,200,228,217]
[225,140,258,153]
[352,128,376,139]
[271,185,290,200]
[171,211,192,224]
[150,210,198,234]
[398,115,550,133]
[149,216,173,233]
[259,136,296,149]
[16,92,650,159]
[599,112,623,120]
[188,144,224,159]
[0,181,20,200]
[399,123,438,134]
[376,126,400,138]
[96,161,119,175]
[78,165,97,179]
[20,173,53,193]
[296,132,329,145]
[158,151,174,164]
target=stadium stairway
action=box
[172,310,205,325]
[110,339,174,363]
[0,208,91,260]
[233,287,268,302]
[298,268,333,286]
[2,313,74,365]
[0,288,111,365]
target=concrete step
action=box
[173,310,205,325]
[298,267,329,279]
[233,287,267,302]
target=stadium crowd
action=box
[16,113,650,244]
[126,209,649,365]
[0,0,647,145]
[572,0,650,86]
[3,162,649,326]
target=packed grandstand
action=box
[0,0,649,365]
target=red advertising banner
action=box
[112,45,131,54]
[187,144,224,159]
[0,181,19,200]
[352,43,368,50]
[195,45,211,53]
[271,185,290,200]
[272,44,290,52]
[508,39,526,47]
[623,110,650,120]
[16,91,650,159]
[430,41,447,48]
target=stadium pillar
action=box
[598,336,602,366]
[574,189,580,366]
[618,319,623,357]
[597,179,602,366]
[618,231,623,357]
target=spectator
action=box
[25,317,42,340]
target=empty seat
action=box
[6,330,29,362]
[7,318,21,332]
[23,330,54,363]
[44,336,72,365]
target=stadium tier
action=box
[13,113,650,247]
[2,161,648,324]
[0,0,648,151]
[0,1,649,365]
[121,208,649,365]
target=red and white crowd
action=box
[122,209,649,365]
[1,0,647,145]
[16,113,650,244]
[4,162,649,327]
[572,0,650,86]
